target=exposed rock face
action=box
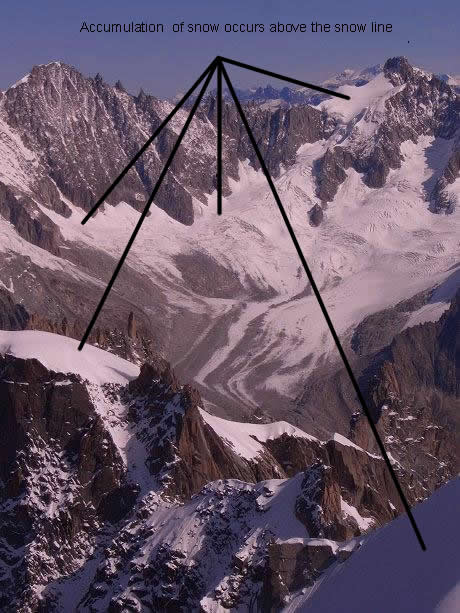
[264,539,345,611]
[295,439,402,542]
[0,181,63,255]
[350,287,434,357]
[345,292,459,506]
[429,147,460,213]
[314,146,352,202]
[206,95,326,177]
[2,62,203,224]
[127,310,137,339]
[371,291,459,402]
[384,56,415,86]
[355,292,459,488]
[126,361,286,499]
[0,288,29,330]
[173,250,246,299]
[308,203,324,226]
[0,355,135,610]
[241,104,325,177]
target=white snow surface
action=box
[319,72,398,124]
[199,408,317,460]
[0,329,140,384]
[332,432,365,451]
[285,477,460,613]
[332,432,381,459]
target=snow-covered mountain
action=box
[0,55,459,609]
[0,56,459,434]
[0,329,457,610]
[200,64,384,108]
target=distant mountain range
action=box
[177,63,460,107]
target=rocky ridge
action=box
[0,299,457,611]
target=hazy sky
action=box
[1,0,459,97]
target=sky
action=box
[0,0,459,98]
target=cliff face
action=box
[0,354,138,610]
[125,360,284,498]
[0,181,64,255]
[345,292,460,505]
[0,287,29,330]
[372,291,459,400]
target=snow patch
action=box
[0,330,139,385]
[199,408,317,460]
[340,497,374,531]
[332,433,381,459]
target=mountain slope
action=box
[285,477,460,613]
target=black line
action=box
[221,63,426,551]
[216,61,223,215]
[220,56,350,100]
[81,59,216,225]
[78,63,217,350]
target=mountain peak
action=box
[31,60,72,75]
[43,60,63,68]
[383,56,414,83]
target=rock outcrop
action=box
[0,355,136,610]
[0,181,63,255]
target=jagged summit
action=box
[383,55,414,80]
